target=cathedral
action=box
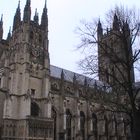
[0,0,133,140]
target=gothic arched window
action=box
[31,102,40,117]
[92,113,97,134]
[66,109,72,140]
[52,107,57,140]
[80,111,85,139]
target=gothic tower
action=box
[97,14,134,87]
[1,0,53,139]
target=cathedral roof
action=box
[50,65,110,92]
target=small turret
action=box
[13,1,21,31]
[0,14,3,40]
[41,0,48,31]
[113,13,119,30]
[34,9,39,24]
[23,0,31,23]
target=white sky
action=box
[0,0,140,75]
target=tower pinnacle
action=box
[0,14,3,40]
[97,19,103,38]
[23,0,31,23]
[41,0,48,31]
[7,27,11,41]
[113,13,119,30]
[45,0,47,8]
[34,9,39,24]
[13,1,21,31]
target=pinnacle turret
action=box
[0,14,3,40]
[34,9,39,24]
[13,1,21,31]
[41,0,48,30]
[23,0,31,23]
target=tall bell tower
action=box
[97,14,134,87]
[2,0,53,139]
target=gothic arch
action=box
[31,102,40,117]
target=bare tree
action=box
[76,6,140,140]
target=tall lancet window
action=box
[80,111,85,139]
[92,113,97,138]
[52,107,57,140]
[66,109,72,140]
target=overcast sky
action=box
[0,0,140,76]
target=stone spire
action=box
[7,27,11,41]
[97,19,103,37]
[0,14,3,40]
[41,0,48,30]
[23,0,31,23]
[113,13,119,30]
[13,1,21,31]
[34,9,39,24]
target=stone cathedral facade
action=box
[0,0,132,140]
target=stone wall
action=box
[0,91,5,126]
